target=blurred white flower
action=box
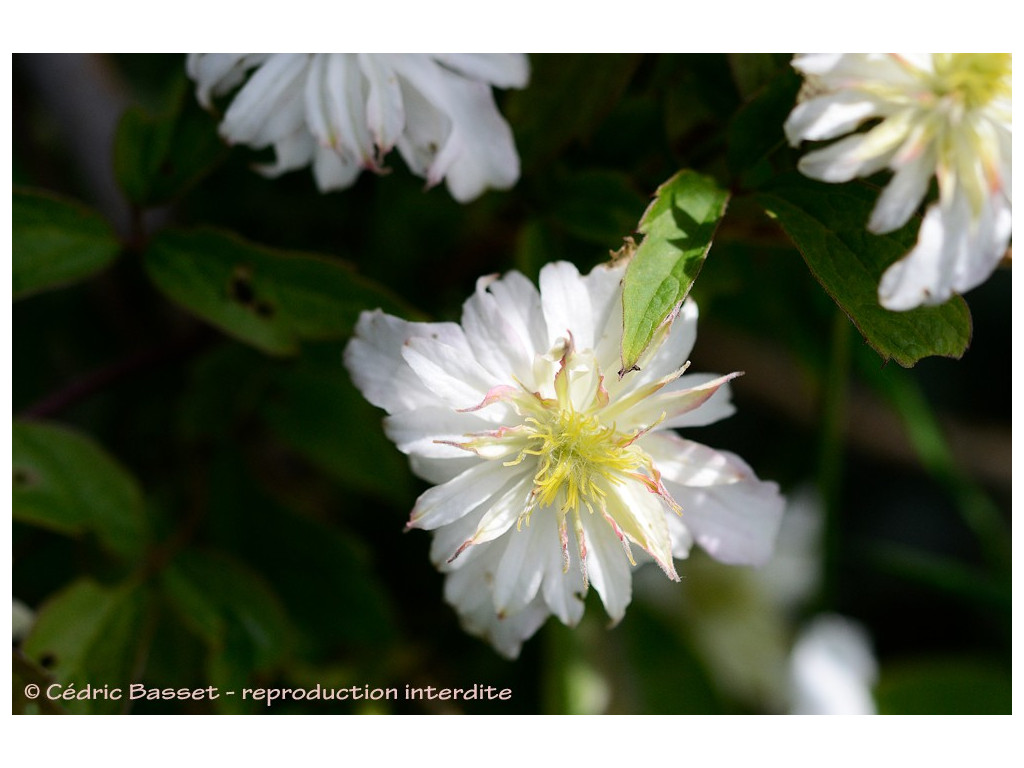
[187,53,529,202]
[789,613,878,714]
[785,53,1011,310]
[344,260,784,657]
[13,599,34,643]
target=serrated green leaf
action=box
[877,658,1011,714]
[756,175,972,366]
[620,170,729,373]
[114,78,227,207]
[22,579,154,714]
[13,188,121,300]
[13,420,148,562]
[143,227,414,355]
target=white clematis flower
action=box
[187,53,529,202]
[344,260,785,658]
[785,53,1012,310]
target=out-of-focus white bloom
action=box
[344,260,784,657]
[13,599,34,643]
[789,613,878,715]
[636,486,823,711]
[187,53,529,202]
[785,53,1012,310]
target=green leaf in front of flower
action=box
[113,79,227,207]
[620,170,730,375]
[13,188,121,300]
[756,175,972,366]
[13,420,148,563]
[143,227,416,356]
[22,579,155,714]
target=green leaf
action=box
[620,170,730,373]
[877,658,1011,714]
[260,345,414,506]
[756,175,972,366]
[113,78,227,207]
[13,420,148,562]
[22,579,155,714]
[143,227,414,355]
[161,549,291,712]
[13,188,121,300]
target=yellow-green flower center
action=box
[515,407,640,516]
[932,53,1011,110]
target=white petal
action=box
[484,270,549,363]
[492,516,550,616]
[663,472,784,567]
[580,512,633,623]
[665,512,694,559]
[878,187,1010,310]
[797,110,913,183]
[220,53,309,148]
[867,140,935,233]
[539,261,595,350]
[789,614,877,715]
[443,547,550,659]
[358,53,405,152]
[383,407,494,459]
[343,310,460,414]
[617,371,739,432]
[310,144,361,192]
[254,129,315,177]
[188,53,268,107]
[392,57,452,178]
[402,334,508,414]
[461,275,536,382]
[431,53,530,89]
[391,55,520,202]
[430,473,531,567]
[658,372,737,429]
[323,53,375,165]
[409,459,523,530]
[408,453,480,485]
[784,92,882,146]
[643,432,753,487]
[604,479,677,578]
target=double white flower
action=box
[785,53,1012,310]
[187,53,528,202]
[345,261,784,657]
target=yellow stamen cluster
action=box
[931,53,1011,110]
[507,407,641,523]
